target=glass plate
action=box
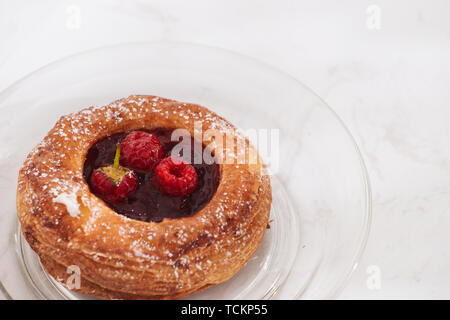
[0,42,371,299]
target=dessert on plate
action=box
[16,95,271,299]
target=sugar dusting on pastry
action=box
[52,187,80,218]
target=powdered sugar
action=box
[52,187,80,218]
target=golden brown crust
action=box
[16,95,271,299]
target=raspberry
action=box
[153,156,198,197]
[120,131,164,172]
[90,165,138,203]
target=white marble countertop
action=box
[1,0,449,299]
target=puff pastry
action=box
[16,95,271,299]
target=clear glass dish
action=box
[0,42,371,299]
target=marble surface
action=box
[1,0,449,299]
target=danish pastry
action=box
[16,95,271,299]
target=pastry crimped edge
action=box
[16,95,272,299]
